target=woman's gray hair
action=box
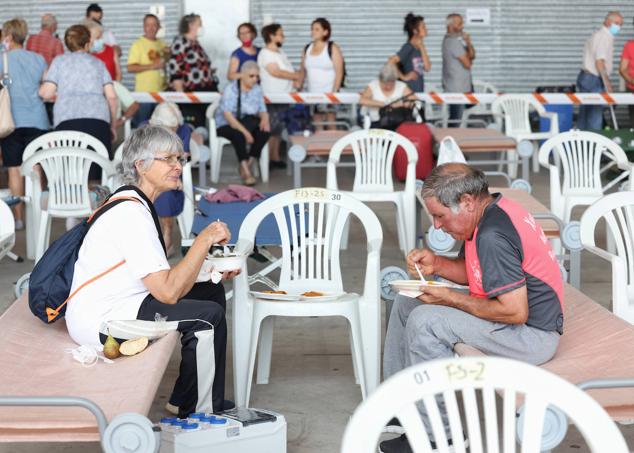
[240,60,259,74]
[421,163,489,212]
[379,63,398,83]
[118,125,184,185]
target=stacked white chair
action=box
[327,129,417,256]
[424,84,448,127]
[581,191,634,324]
[205,99,269,184]
[341,356,629,453]
[539,130,633,223]
[21,148,115,262]
[21,131,112,260]
[492,94,559,178]
[176,140,197,244]
[232,188,383,407]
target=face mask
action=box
[91,38,104,53]
[197,26,205,38]
[242,39,253,47]
[609,24,620,36]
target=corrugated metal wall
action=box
[0,0,182,89]
[250,0,634,93]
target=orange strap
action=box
[47,196,143,322]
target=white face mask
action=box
[156,26,166,39]
[197,26,205,38]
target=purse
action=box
[377,94,420,131]
[0,49,15,139]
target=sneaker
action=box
[165,402,179,416]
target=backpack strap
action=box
[328,41,333,59]
[45,197,142,322]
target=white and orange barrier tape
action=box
[130,91,634,105]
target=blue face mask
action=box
[609,24,621,36]
[91,38,104,53]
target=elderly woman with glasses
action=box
[64,125,239,419]
[215,60,270,186]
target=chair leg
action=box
[245,313,266,407]
[198,159,207,187]
[394,200,408,255]
[210,148,221,183]
[347,314,367,399]
[508,150,518,179]
[25,202,35,260]
[259,144,269,183]
[349,330,360,385]
[532,147,540,173]
[256,316,275,385]
[35,211,50,263]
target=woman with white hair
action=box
[359,63,414,129]
[65,125,239,418]
[215,60,270,186]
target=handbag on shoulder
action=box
[0,49,16,139]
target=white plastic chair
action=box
[424,84,448,127]
[21,148,115,262]
[492,94,559,178]
[459,79,498,128]
[0,199,16,263]
[205,100,269,184]
[327,129,417,256]
[176,141,197,244]
[232,188,383,407]
[21,131,113,260]
[539,130,633,224]
[581,191,634,324]
[341,356,629,453]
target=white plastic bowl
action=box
[206,254,246,272]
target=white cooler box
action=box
[158,408,286,453]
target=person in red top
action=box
[619,24,634,128]
[84,19,120,81]
[380,163,563,453]
[25,13,64,66]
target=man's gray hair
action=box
[378,63,398,83]
[605,11,623,23]
[41,13,56,30]
[446,13,462,27]
[118,125,184,185]
[421,163,489,211]
[240,60,259,73]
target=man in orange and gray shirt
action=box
[25,13,64,66]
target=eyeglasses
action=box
[153,155,187,166]
[246,74,258,79]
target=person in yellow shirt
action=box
[127,13,169,126]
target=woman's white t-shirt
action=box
[304,43,336,93]
[65,190,170,348]
[367,79,408,122]
[257,48,294,94]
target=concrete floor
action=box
[0,150,631,452]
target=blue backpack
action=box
[28,186,164,324]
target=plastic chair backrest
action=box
[492,94,545,136]
[437,136,467,166]
[341,356,628,453]
[22,148,114,214]
[327,129,418,193]
[424,83,446,122]
[539,130,630,194]
[237,188,383,294]
[23,130,109,162]
[581,191,634,291]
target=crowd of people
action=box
[1,6,634,440]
